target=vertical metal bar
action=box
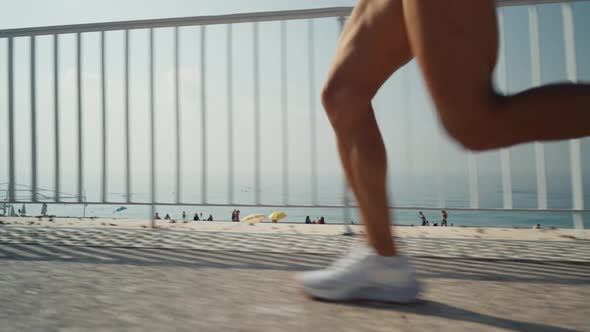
[149,28,156,228]
[499,138,512,205]
[529,5,548,210]
[253,22,261,205]
[200,26,207,204]
[124,30,131,203]
[497,9,513,209]
[281,21,289,205]
[227,24,234,205]
[562,3,584,229]
[337,16,350,223]
[468,154,479,208]
[562,3,577,83]
[402,66,415,192]
[434,124,445,208]
[30,36,38,202]
[174,27,181,204]
[534,143,548,208]
[308,20,318,206]
[76,32,83,203]
[53,34,60,202]
[100,31,107,203]
[7,38,15,203]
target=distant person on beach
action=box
[193,213,199,221]
[182,211,186,220]
[305,216,312,224]
[441,210,448,226]
[207,214,213,221]
[165,214,171,220]
[318,217,326,225]
[419,212,428,226]
[155,213,161,220]
[231,209,240,222]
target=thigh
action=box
[402,0,499,115]
[326,0,413,99]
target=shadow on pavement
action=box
[326,300,579,332]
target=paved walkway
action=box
[1,226,589,262]
[0,226,589,331]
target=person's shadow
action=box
[326,300,579,332]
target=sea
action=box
[2,172,589,229]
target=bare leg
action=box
[322,0,412,256]
[403,0,590,151]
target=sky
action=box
[1,0,590,204]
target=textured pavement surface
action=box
[0,226,589,331]
[1,226,589,262]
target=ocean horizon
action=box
[2,172,588,229]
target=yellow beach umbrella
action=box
[268,211,287,221]
[241,213,266,225]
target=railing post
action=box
[76,32,83,203]
[174,26,181,205]
[280,21,289,206]
[337,16,352,227]
[227,24,235,205]
[124,29,131,203]
[401,66,415,199]
[100,31,107,203]
[562,2,584,231]
[30,36,38,203]
[468,154,480,209]
[528,5,549,210]
[308,19,318,206]
[497,8,513,209]
[253,22,261,206]
[53,34,61,202]
[200,26,208,205]
[149,28,156,228]
[434,123,446,208]
[7,37,15,203]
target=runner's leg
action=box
[322,0,412,256]
[403,0,590,151]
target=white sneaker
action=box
[296,241,420,303]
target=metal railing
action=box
[1,0,588,228]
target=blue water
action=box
[3,172,588,229]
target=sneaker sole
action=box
[295,276,420,304]
[305,292,421,305]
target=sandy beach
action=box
[0,216,587,241]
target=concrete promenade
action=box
[0,222,588,331]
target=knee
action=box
[439,93,506,151]
[321,78,373,133]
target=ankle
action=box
[368,241,396,256]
